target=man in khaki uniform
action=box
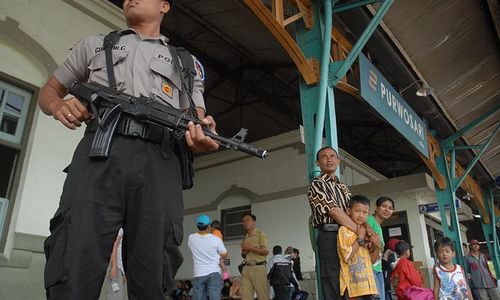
[240,213,269,300]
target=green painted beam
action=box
[329,0,393,87]
[443,102,500,145]
[444,145,484,151]
[452,124,499,190]
[331,0,381,14]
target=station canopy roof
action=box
[109,0,500,203]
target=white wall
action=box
[0,0,126,246]
[176,130,385,279]
[178,194,313,279]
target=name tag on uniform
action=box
[162,82,173,98]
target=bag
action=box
[291,290,308,300]
[238,262,245,274]
[403,286,434,300]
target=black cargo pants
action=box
[44,130,184,300]
[317,228,347,300]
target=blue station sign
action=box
[359,54,429,158]
[418,199,461,214]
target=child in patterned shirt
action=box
[338,195,380,300]
[433,237,473,300]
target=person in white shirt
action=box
[107,228,125,300]
[188,215,228,300]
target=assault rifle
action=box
[69,81,269,159]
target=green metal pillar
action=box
[296,1,393,299]
[481,188,500,276]
[434,139,465,264]
[434,104,499,265]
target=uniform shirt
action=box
[366,215,384,272]
[308,172,351,227]
[242,229,268,263]
[54,28,205,111]
[391,257,423,300]
[337,226,378,298]
[464,253,496,289]
[188,233,227,277]
[434,264,470,300]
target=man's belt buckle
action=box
[125,118,148,137]
[322,223,339,232]
[245,261,266,266]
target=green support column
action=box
[434,109,499,266]
[490,188,500,276]
[297,0,329,181]
[296,2,331,298]
[434,139,464,264]
[480,188,500,276]
[296,1,393,299]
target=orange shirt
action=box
[338,226,378,298]
[212,229,223,240]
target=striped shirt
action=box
[308,172,351,227]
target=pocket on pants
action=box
[162,218,184,293]
[44,206,72,289]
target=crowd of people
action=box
[186,212,305,300]
[307,146,500,300]
[37,0,498,298]
[100,145,499,300]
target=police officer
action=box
[38,0,218,299]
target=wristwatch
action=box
[357,237,366,246]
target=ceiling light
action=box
[416,86,434,97]
[463,192,474,201]
[399,80,433,97]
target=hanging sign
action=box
[359,54,429,158]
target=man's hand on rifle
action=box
[185,115,220,153]
[38,76,91,130]
[50,96,91,130]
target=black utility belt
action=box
[317,223,339,232]
[87,116,167,145]
[243,261,266,266]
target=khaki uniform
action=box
[241,229,269,300]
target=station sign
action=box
[418,199,461,214]
[359,54,429,158]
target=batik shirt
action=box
[308,172,351,227]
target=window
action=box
[0,77,34,251]
[221,205,251,241]
[0,81,32,144]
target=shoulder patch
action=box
[162,82,173,98]
[194,58,205,81]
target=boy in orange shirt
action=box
[211,220,229,279]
